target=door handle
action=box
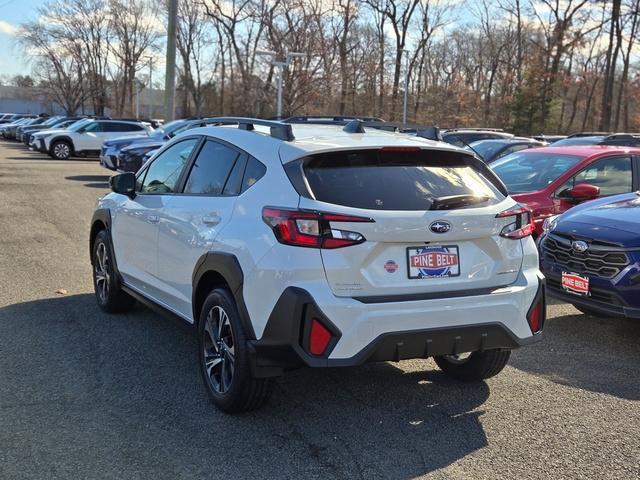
[202,214,221,225]
[147,215,160,224]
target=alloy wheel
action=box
[54,143,70,159]
[94,242,110,303]
[203,306,235,394]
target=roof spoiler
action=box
[342,120,443,141]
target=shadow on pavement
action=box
[510,307,640,400]
[65,175,111,189]
[0,294,490,479]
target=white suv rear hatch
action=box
[289,147,525,298]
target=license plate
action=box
[407,246,460,279]
[561,272,590,296]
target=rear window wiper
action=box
[430,194,490,210]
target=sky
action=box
[0,0,42,77]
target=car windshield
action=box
[157,120,184,135]
[68,119,93,131]
[465,140,509,160]
[491,151,584,194]
[42,117,60,126]
[552,136,604,146]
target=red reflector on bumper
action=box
[309,318,332,355]
[528,301,543,333]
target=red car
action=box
[490,145,640,236]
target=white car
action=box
[35,119,152,159]
[90,118,545,413]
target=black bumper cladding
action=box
[249,286,539,378]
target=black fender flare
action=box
[49,135,75,154]
[192,252,255,339]
[89,208,115,264]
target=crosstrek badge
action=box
[407,246,460,279]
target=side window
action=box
[557,156,633,197]
[241,157,267,193]
[103,122,143,132]
[183,140,240,195]
[140,138,199,194]
[83,122,102,133]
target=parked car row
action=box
[3,112,637,342]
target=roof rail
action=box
[205,116,295,141]
[445,127,505,133]
[567,131,611,138]
[284,115,385,123]
[342,120,442,141]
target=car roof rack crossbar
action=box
[205,116,295,141]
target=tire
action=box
[198,288,273,413]
[50,140,72,160]
[434,349,511,382]
[92,230,135,313]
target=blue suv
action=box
[540,192,640,318]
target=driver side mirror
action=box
[568,183,600,201]
[110,172,136,198]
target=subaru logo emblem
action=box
[572,241,588,253]
[429,221,451,234]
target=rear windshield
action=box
[293,149,503,211]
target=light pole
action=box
[164,0,178,121]
[144,55,154,119]
[402,49,412,126]
[257,50,305,118]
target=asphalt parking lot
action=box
[0,142,639,480]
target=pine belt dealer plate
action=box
[561,272,590,296]
[407,246,460,279]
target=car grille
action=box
[543,233,630,279]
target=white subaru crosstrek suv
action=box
[39,119,152,160]
[90,118,545,413]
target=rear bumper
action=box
[249,272,544,377]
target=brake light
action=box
[262,207,373,248]
[496,205,534,239]
[309,318,332,355]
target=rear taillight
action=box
[262,207,373,248]
[496,205,534,239]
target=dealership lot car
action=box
[90,118,545,413]
[100,118,218,171]
[540,192,640,319]
[491,145,640,236]
[39,119,152,159]
[465,138,545,163]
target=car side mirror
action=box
[110,172,136,198]
[568,183,600,201]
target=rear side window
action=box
[295,149,502,211]
[183,140,240,195]
[241,157,266,193]
[111,122,144,132]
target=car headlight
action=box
[541,215,560,235]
